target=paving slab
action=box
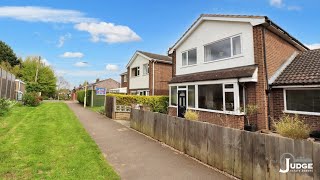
[66,102,232,180]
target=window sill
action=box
[203,54,244,64]
[180,64,198,68]
[188,107,244,116]
[169,105,177,108]
[283,110,320,116]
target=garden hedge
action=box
[106,93,169,113]
[76,90,90,106]
[77,90,105,106]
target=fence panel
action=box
[130,109,320,180]
[0,68,16,100]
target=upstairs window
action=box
[123,75,127,82]
[205,35,242,62]
[143,63,149,75]
[182,48,197,66]
[131,67,140,77]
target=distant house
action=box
[270,49,320,131]
[120,72,128,88]
[126,51,172,96]
[88,78,120,92]
[167,14,309,130]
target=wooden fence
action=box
[105,96,131,120]
[0,68,15,100]
[131,109,320,180]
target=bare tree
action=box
[56,76,71,100]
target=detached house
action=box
[168,14,309,130]
[126,51,172,96]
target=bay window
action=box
[285,89,320,114]
[205,35,242,62]
[182,48,197,66]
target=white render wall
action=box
[175,20,255,76]
[129,54,150,89]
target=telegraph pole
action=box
[35,56,41,82]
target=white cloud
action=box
[41,59,51,66]
[270,0,283,8]
[0,6,141,44]
[74,22,141,43]
[106,64,119,72]
[61,52,84,58]
[57,33,71,48]
[287,6,302,11]
[0,6,95,23]
[306,43,320,50]
[74,62,89,67]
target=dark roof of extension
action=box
[169,65,257,84]
[273,49,320,86]
[137,51,172,62]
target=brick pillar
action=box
[127,67,130,94]
[170,50,176,77]
[253,26,269,130]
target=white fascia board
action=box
[126,51,152,68]
[168,16,266,54]
[269,51,299,85]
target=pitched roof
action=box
[169,65,257,84]
[272,49,320,86]
[168,14,308,54]
[137,51,172,62]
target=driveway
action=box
[66,102,232,180]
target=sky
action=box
[0,0,319,88]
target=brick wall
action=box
[149,62,172,96]
[170,50,176,77]
[120,74,128,88]
[127,67,130,94]
[168,107,244,129]
[271,88,320,131]
[265,29,302,77]
[252,26,269,130]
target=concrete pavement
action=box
[66,101,232,180]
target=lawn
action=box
[0,102,119,179]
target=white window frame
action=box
[142,63,149,76]
[283,88,320,116]
[182,48,197,66]
[169,86,178,106]
[204,34,243,62]
[169,79,244,115]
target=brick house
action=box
[88,78,120,92]
[167,14,309,130]
[120,72,128,88]
[270,49,320,131]
[126,50,172,96]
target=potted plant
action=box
[243,104,258,131]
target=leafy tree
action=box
[0,41,19,66]
[20,56,57,97]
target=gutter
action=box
[262,23,272,130]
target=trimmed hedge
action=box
[76,90,90,106]
[77,90,105,106]
[106,93,169,113]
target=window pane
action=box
[188,85,195,108]
[143,64,148,75]
[188,49,197,65]
[239,84,245,112]
[232,36,241,55]
[205,38,231,61]
[182,52,187,66]
[171,86,177,106]
[198,84,223,111]
[286,90,320,113]
[225,92,235,111]
[225,84,234,89]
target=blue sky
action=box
[0,0,319,88]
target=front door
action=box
[178,90,186,118]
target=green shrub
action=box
[184,110,199,121]
[274,115,310,139]
[107,94,169,113]
[22,92,41,107]
[76,90,91,105]
[0,98,11,116]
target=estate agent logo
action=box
[279,153,313,173]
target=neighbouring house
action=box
[126,50,172,96]
[168,14,309,130]
[270,49,320,131]
[88,78,120,92]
